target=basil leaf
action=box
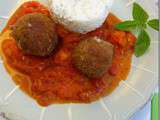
[134,30,150,57]
[115,20,138,31]
[139,23,147,29]
[133,3,149,23]
[147,19,159,31]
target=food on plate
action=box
[50,0,114,33]
[12,13,58,57]
[0,1,136,106]
[72,37,114,78]
[115,3,159,57]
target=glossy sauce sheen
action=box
[1,2,136,106]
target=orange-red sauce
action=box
[1,1,136,106]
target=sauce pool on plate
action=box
[0,1,136,106]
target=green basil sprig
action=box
[148,19,159,31]
[115,2,159,57]
[134,30,150,57]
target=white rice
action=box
[50,0,114,33]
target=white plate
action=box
[0,0,158,120]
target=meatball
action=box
[12,13,58,57]
[72,37,114,79]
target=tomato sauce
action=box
[1,1,136,106]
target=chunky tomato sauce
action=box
[1,1,136,106]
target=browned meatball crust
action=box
[12,13,58,57]
[72,37,114,79]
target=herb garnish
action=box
[115,2,159,57]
